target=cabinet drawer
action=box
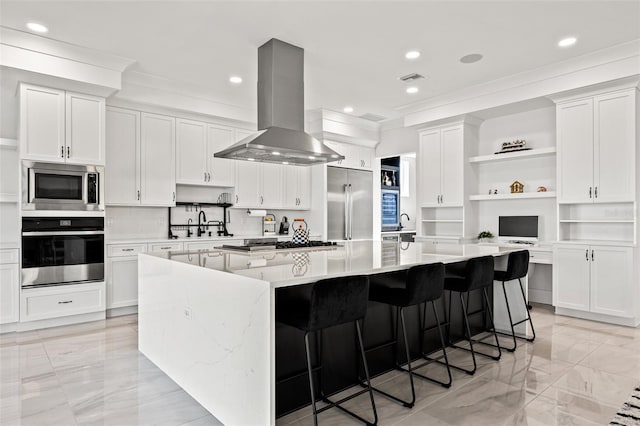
[21,282,105,322]
[0,249,19,264]
[149,242,184,252]
[108,244,147,257]
[185,240,242,251]
[528,250,552,264]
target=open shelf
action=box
[470,191,556,201]
[420,235,461,240]
[469,147,556,164]
[559,219,634,223]
[0,138,18,149]
[421,219,463,223]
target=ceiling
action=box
[1,1,639,121]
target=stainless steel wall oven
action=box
[21,217,104,288]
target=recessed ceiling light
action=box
[405,50,421,60]
[460,53,483,64]
[247,158,255,161]
[282,161,289,165]
[229,75,243,84]
[308,156,316,160]
[26,22,48,33]
[558,37,577,47]
[343,106,354,113]
[406,86,419,94]
[272,151,280,156]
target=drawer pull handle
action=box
[159,246,171,250]
[58,300,73,304]
[122,248,135,252]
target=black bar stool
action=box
[276,275,378,426]
[494,250,536,352]
[444,255,501,375]
[366,263,452,408]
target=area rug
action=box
[610,386,640,425]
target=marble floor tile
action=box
[1,308,638,425]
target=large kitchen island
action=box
[138,241,522,425]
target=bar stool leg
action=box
[431,302,453,387]
[355,320,379,425]
[304,332,319,426]
[459,292,478,375]
[500,280,518,352]
[482,287,502,361]
[518,278,536,342]
[398,308,416,407]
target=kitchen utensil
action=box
[292,218,309,245]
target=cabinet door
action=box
[105,107,140,205]
[140,113,176,206]
[440,126,463,206]
[419,130,442,206]
[552,245,590,311]
[176,119,207,185]
[557,99,594,203]
[208,125,236,187]
[0,263,19,324]
[325,141,349,167]
[65,92,105,165]
[234,160,260,207]
[283,166,299,209]
[107,257,138,309]
[20,85,66,162]
[360,147,373,169]
[590,245,633,317]
[260,163,283,208]
[297,166,312,209]
[594,90,636,203]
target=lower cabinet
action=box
[553,244,634,317]
[107,256,139,309]
[20,282,105,322]
[0,250,19,325]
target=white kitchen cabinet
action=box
[235,160,260,207]
[105,107,140,205]
[235,162,283,208]
[557,89,636,203]
[208,124,236,187]
[553,244,634,317]
[20,84,105,165]
[176,118,208,185]
[140,113,176,206]
[0,249,19,325]
[21,282,105,322]
[106,108,176,206]
[20,84,65,162]
[106,256,139,309]
[284,166,312,209]
[65,92,105,165]
[419,125,463,206]
[324,141,374,170]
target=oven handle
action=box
[22,230,104,236]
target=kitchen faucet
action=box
[197,210,207,237]
[399,213,410,230]
[187,218,193,237]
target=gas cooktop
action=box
[221,239,338,252]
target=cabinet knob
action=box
[67,146,70,158]
[204,172,207,181]
[594,187,598,199]
[137,190,140,200]
[60,146,64,158]
[589,187,592,198]
[585,249,589,261]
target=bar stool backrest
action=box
[503,250,530,281]
[465,256,495,292]
[406,263,445,306]
[308,275,370,331]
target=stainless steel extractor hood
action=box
[214,38,345,166]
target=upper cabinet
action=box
[419,124,464,207]
[557,89,636,203]
[20,84,105,165]
[283,166,312,209]
[175,119,236,187]
[106,107,176,206]
[235,162,283,209]
[324,141,374,170]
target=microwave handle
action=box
[23,230,104,236]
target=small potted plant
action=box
[477,231,494,243]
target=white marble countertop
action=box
[106,234,321,245]
[144,240,521,289]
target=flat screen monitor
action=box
[498,216,538,243]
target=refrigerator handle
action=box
[344,184,349,240]
[349,184,354,240]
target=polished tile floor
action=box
[1,305,638,425]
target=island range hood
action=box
[214,38,345,166]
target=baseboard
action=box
[16,311,106,332]
[555,307,639,327]
[0,322,18,334]
[107,305,138,317]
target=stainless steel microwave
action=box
[22,161,104,211]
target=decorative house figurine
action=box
[510,180,524,193]
[537,186,547,192]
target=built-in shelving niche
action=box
[420,206,464,238]
[558,202,636,244]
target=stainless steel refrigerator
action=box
[327,166,373,240]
